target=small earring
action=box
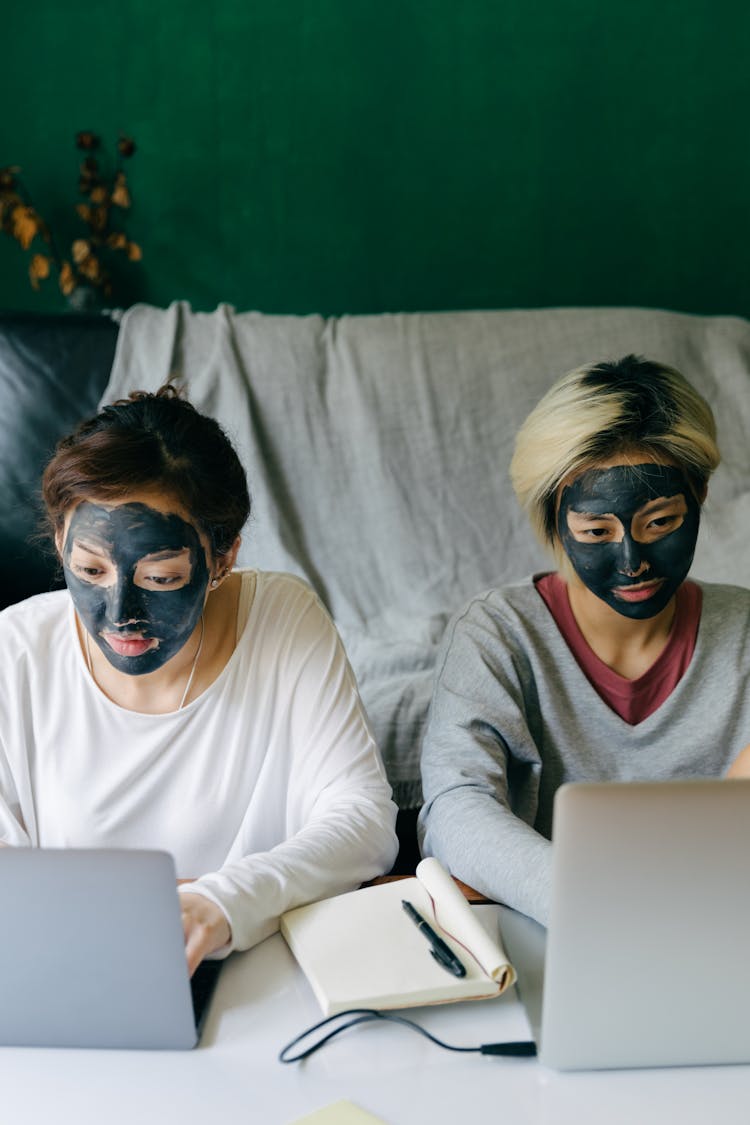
[210,578,220,589]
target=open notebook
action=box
[281,857,515,1016]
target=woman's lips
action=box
[612,579,665,603]
[102,633,158,657]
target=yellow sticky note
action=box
[289,1099,388,1125]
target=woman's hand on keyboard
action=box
[179,891,231,976]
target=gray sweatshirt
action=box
[419,578,750,925]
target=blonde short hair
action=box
[510,355,720,561]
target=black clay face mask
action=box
[557,463,700,619]
[62,501,209,675]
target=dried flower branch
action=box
[0,132,142,305]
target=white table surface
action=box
[2,905,749,1125]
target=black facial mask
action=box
[557,464,700,619]
[63,502,209,675]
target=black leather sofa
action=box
[0,312,119,610]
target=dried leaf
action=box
[106,231,127,249]
[89,185,108,205]
[117,135,136,158]
[127,240,143,261]
[79,253,102,281]
[59,260,76,296]
[91,205,109,231]
[0,194,22,227]
[11,205,40,249]
[28,252,50,289]
[75,131,100,151]
[79,158,99,191]
[76,203,92,222]
[29,253,50,277]
[111,175,131,209]
[72,238,91,264]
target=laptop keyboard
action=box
[190,959,223,1033]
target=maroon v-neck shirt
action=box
[535,573,702,725]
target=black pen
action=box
[401,899,466,977]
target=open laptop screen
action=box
[540,779,750,1070]
[0,848,220,1049]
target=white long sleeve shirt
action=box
[0,570,398,951]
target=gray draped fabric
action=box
[103,303,750,805]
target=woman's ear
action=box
[222,535,241,573]
[54,528,64,559]
[210,536,241,587]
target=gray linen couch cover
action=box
[103,302,750,806]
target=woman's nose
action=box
[618,534,649,578]
[106,578,146,625]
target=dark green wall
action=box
[2,1,749,316]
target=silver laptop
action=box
[0,848,222,1049]
[504,779,750,1070]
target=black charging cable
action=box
[278,1008,537,1063]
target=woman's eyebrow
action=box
[567,508,617,519]
[637,494,685,515]
[137,548,191,562]
[71,538,109,557]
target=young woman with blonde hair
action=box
[419,355,750,923]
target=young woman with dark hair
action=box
[0,386,398,973]
[419,356,750,925]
